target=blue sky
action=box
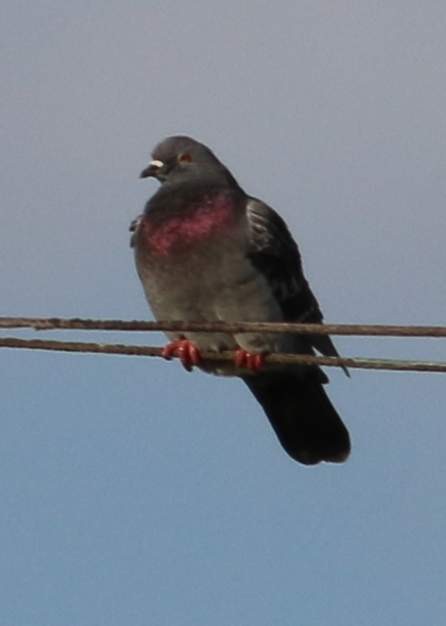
[1,2,445,625]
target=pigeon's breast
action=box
[139,193,237,258]
[134,191,243,343]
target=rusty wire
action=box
[1,316,446,337]
[0,336,445,373]
[0,317,445,374]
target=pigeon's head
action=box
[140,136,238,187]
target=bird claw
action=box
[161,337,202,372]
[234,349,266,372]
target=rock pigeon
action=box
[131,136,350,465]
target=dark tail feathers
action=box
[242,373,350,465]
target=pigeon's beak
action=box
[139,159,165,179]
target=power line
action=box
[1,317,446,337]
[1,336,445,374]
[1,316,444,373]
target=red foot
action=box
[161,337,202,372]
[234,349,266,372]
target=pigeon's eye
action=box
[178,152,193,163]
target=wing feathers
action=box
[246,198,348,373]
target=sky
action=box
[1,2,445,625]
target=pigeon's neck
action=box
[140,188,242,257]
[146,180,243,217]
[162,164,240,190]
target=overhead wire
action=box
[0,317,445,374]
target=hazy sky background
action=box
[1,2,445,624]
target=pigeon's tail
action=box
[242,372,350,465]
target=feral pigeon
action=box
[131,136,350,465]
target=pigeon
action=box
[131,135,350,465]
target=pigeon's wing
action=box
[245,198,347,372]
